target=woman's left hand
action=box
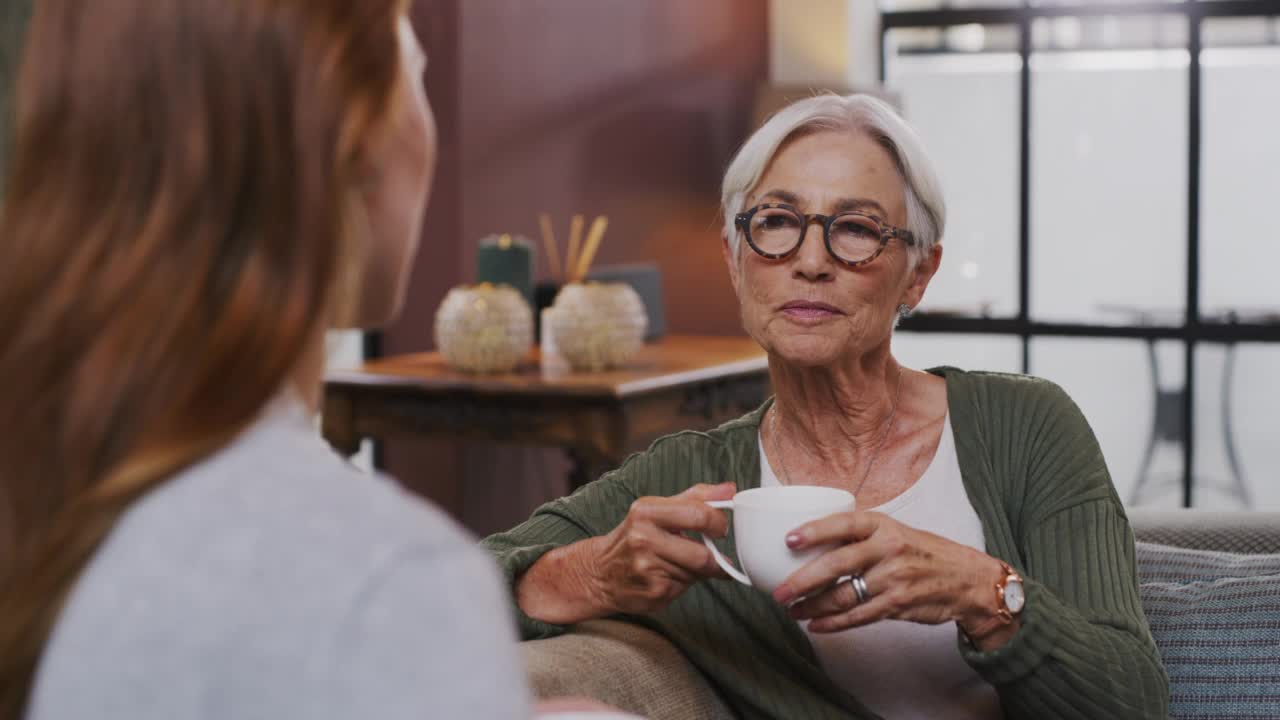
[772,510,1015,645]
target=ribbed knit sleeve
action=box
[480,430,737,641]
[479,468,637,640]
[957,375,1169,718]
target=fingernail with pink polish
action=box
[786,532,802,548]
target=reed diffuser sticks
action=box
[538,212,610,284]
[538,213,561,281]
[574,216,608,282]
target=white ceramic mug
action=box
[701,486,855,593]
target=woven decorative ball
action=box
[547,282,648,371]
[433,283,533,373]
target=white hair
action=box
[720,93,945,268]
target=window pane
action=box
[1031,338,1185,509]
[1194,344,1280,510]
[1030,18,1188,324]
[1030,0,1184,5]
[1202,15,1273,47]
[1201,19,1280,316]
[880,0,1020,10]
[1029,13,1188,50]
[886,27,1020,318]
[893,333,1022,373]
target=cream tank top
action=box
[759,413,1003,719]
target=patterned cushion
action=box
[1136,543,1280,720]
[1137,542,1280,584]
[1130,511,1280,555]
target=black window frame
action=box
[881,0,1280,508]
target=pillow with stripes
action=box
[1137,541,1280,584]
[1135,542,1280,720]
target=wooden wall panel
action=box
[384,0,767,531]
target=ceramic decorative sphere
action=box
[547,282,648,371]
[433,283,533,373]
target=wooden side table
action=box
[322,336,770,489]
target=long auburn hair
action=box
[0,0,408,714]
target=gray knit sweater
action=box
[28,396,531,720]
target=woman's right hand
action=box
[517,482,736,624]
[588,482,736,615]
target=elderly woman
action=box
[483,94,1168,719]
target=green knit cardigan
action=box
[482,368,1169,719]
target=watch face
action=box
[1003,579,1025,614]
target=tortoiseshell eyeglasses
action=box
[734,203,916,268]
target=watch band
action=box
[960,560,1024,646]
[994,560,1023,622]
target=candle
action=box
[476,233,534,306]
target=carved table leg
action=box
[321,390,362,457]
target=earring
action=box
[897,303,912,319]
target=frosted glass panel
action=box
[1201,40,1280,316]
[1031,338,1183,509]
[876,7,1280,514]
[1194,344,1280,510]
[1030,46,1188,324]
[886,40,1020,318]
[880,0,1019,10]
[1031,0,1184,5]
[893,333,1022,374]
[1202,16,1273,47]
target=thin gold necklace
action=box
[769,367,905,497]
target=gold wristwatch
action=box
[994,560,1025,621]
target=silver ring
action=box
[850,574,870,605]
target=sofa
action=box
[521,510,1280,720]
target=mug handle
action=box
[700,500,752,586]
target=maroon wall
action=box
[385,0,768,532]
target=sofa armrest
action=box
[1129,510,1280,554]
[521,620,736,720]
